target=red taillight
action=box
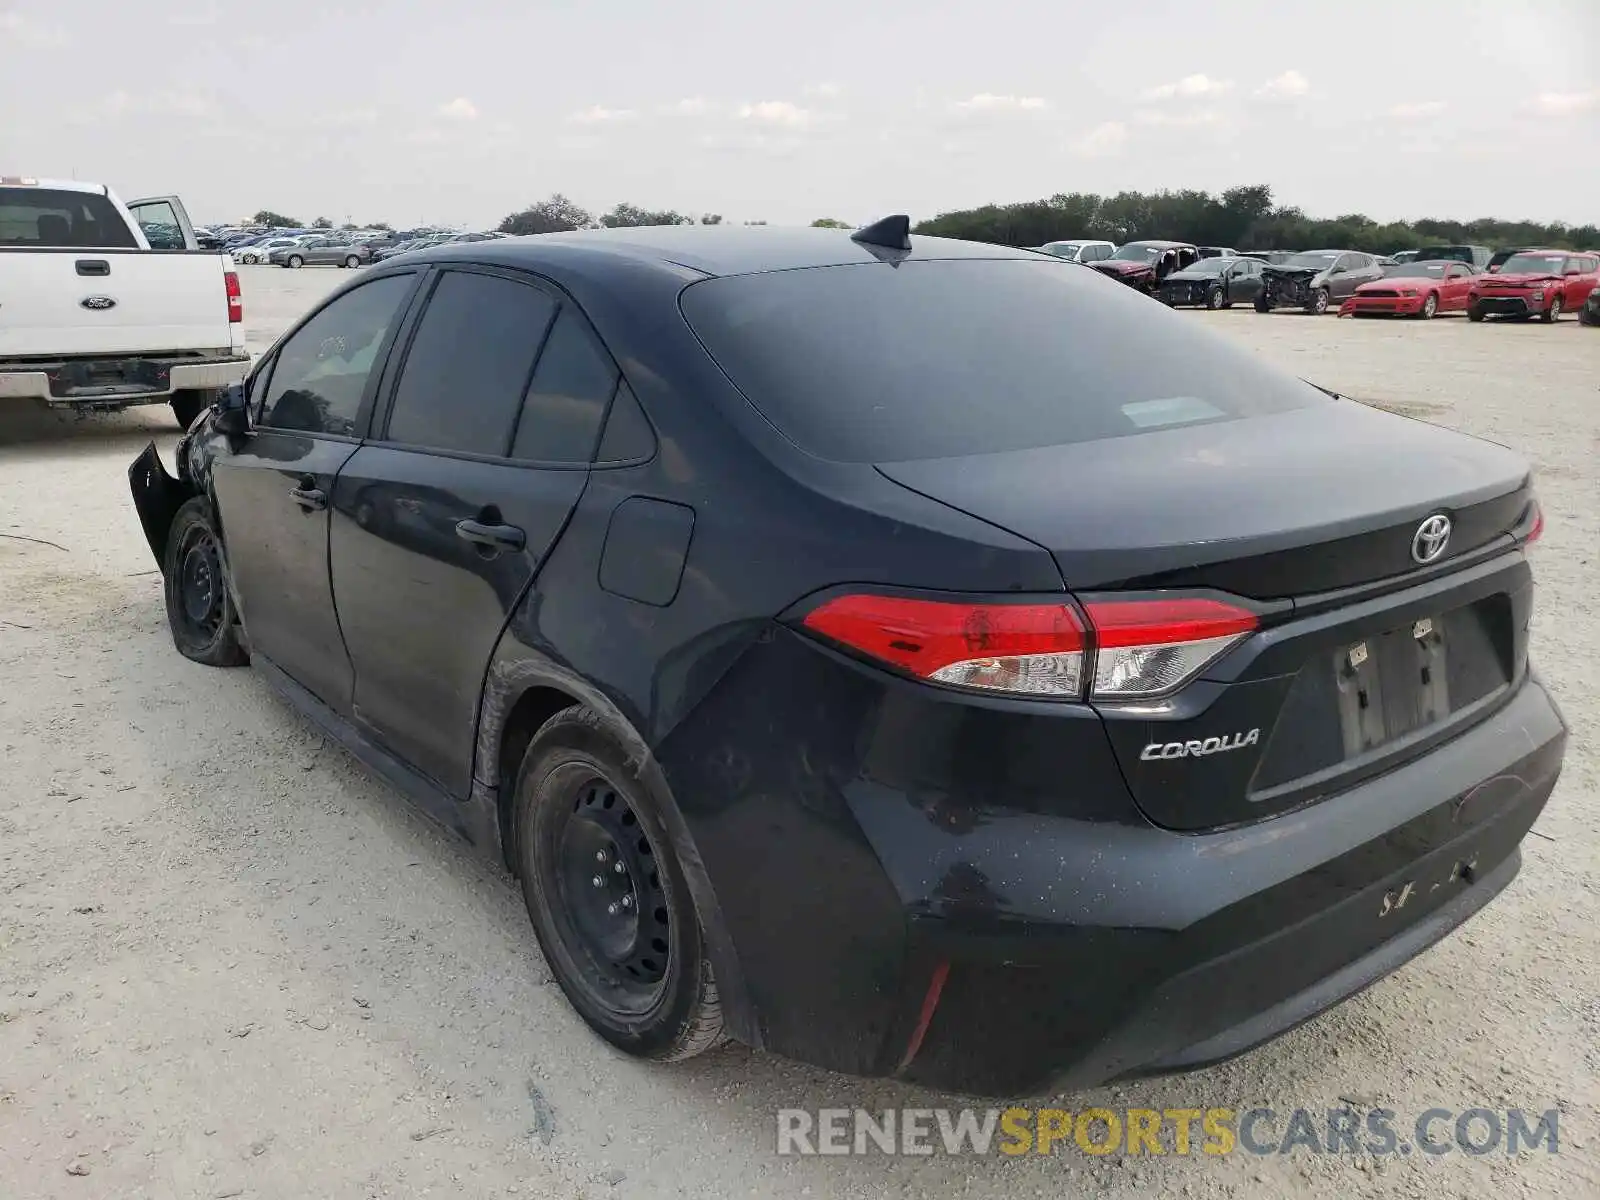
[800,592,1258,701]
[801,594,1087,697]
[1081,597,1257,699]
[224,270,242,323]
[1525,501,1544,546]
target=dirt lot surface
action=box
[2,267,1596,1199]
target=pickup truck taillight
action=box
[225,270,242,323]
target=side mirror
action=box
[214,381,249,437]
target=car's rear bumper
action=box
[657,629,1567,1097]
[0,353,249,405]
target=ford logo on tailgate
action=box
[80,295,116,310]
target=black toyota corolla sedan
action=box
[128,221,1566,1098]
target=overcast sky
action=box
[3,1,1596,229]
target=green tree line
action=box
[911,185,1600,254]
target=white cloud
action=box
[952,93,1048,112]
[1529,90,1598,116]
[803,82,844,99]
[567,105,637,124]
[0,10,67,46]
[661,97,713,117]
[1142,74,1233,101]
[736,100,814,127]
[1255,70,1310,99]
[1389,100,1446,120]
[1071,121,1127,156]
[438,97,478,120]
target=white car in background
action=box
[1033,238,1117,263]
[235,236,308,264]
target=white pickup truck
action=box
[0,177,250,426]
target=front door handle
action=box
[455,519,526,552]
[289,485,327,512]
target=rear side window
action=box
[0,186,138,247]
[680,259,1330,463]
[385,271,557,456]
[510,307,617,463]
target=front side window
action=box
[258,274,416,436]
[384,270,557,456]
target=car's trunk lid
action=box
[875,401,1530,596]
[877,401,1536,831]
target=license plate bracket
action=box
[1335,617,1450,756]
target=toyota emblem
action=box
[1411,514,1452,565]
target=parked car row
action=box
[1034,237,1600,323]
[192,223,510,270]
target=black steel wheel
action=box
[162,497,248,667]
[514,706,724,1060]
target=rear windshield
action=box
[0,186,139,248]
[680,258,1330,463]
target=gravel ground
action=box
[2,267,1596,1199]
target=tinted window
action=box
[259,274,415,436]
[681,259,1330,463]
[385,271,556,456]
[510,307,617,462]
[595,380,657,463]
[0,186,138,248]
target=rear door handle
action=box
[289,485,327,511]
[455,519,526,552]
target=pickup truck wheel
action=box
[163,498,248,668]
[1541,294,1563,323]
[513,706,725,1062]
[170,388,215,429]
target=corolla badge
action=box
[1411,513,1452,565]
[80,295,116,310]
[1140,729,1260,761]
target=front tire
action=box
[1419,292,1438,319]
[170,387,216,429]
[344,255,361,268]
[1306,287,1330,315]
[1207,285,1226,310]
[1541,294,1563,323]
[514,706,724,1062]
[163,497,248,668]
[1468,304,1485,322]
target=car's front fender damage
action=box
[127,441,198,567]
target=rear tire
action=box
[163,497,248,668]
[513,706,724,1062]
[170,388,215,429]
[1541,294,1563,323]
[344,255,361,268]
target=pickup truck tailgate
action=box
[0,250,235,357]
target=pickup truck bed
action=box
[0,179,249,424]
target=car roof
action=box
[403,225,1042,279]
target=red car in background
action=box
[1468,250,1600,322]
[1340,260,1478,318]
